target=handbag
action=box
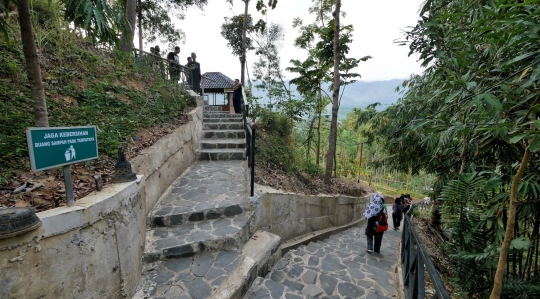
[375,211,389,233]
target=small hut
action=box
[202,72,236,112]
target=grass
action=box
[0,12,193,175]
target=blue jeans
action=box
[367,235,383,253]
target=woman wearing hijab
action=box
[364,193,387,253]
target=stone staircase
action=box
[199,106,246,161]
[244,226,400,299]
[133,104,401,299]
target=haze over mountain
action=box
[249,79,405,119]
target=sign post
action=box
[26,126,98,206]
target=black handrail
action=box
[242,89,255,197]
[131,48,216,92]
[401,205,451,299]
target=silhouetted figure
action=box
[167,46,181,82]
[188,52,201,94]
[232,79,242,114]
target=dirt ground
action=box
[254,165,375,197]
[0,109,192,212]
[412,213,459,298]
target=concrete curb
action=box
[210,230,281,299]
[396,239,405,299]
[280,218,367,255]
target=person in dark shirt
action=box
[232,79,243,114]
[364,193,387,253]
[185,57,193,89]
[189,52,201,94]
[167,46,181,82]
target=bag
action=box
[375,212,389,233]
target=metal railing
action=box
[131,48,215,95]
[242,89,255,197]
[401,205,451,299]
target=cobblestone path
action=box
[134,105,402,299]
[245,226,401,299]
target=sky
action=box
[147,0,426,82]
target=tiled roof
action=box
[202,72,235,90]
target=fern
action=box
[502,278,540,299]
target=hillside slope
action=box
[0,13,193,210]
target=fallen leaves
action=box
[254,163,374,196]
[0,112,191,212]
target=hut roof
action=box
[202,72,235,92]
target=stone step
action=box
[201,138,246,150]
[204,129,245,139]
[135,231,281,299]
[136,250,245,299]
[203,106,224,112]
[204,112,242,119]
[204,117,243,123]
[198,148,246,161]
[151,201,250,228]
[203,122,244,130]
[244,277,314,299]
[149,160,249,226]
[144,213,255,261]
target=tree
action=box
[121,0,137,51]
[137,0,207,50]
[221,14,256,57]
[324,0,340,183]
[1,0,128,127]
[252,23,289,105]
[356,0,540,296]
[17,0,48,126]
[220,0,277,86]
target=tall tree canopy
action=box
[357,1,540,297]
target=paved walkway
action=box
[134,104,402,299]
[246,226,401,299]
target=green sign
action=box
[26,126,98,171]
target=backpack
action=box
[375,210,389,233]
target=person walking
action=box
[423,196,430,210]
[402,194,410,215]
[364,193,388,254]
[167,46,181,82]
[392,197,403,230]
[232,79,243,114]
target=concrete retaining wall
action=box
[0,177,146,299]
[0,98,204,299]
[253,191,373,242]
[131,105,203,214]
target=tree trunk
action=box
[490,148,531,298]
[120,0,136,51]
[241,0,249,86]
[18,0,48,127]
[138,0,143,50]
[324,0,341,184]
[491,114,536,297]
[316,111,321,165]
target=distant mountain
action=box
[249,79,405,119]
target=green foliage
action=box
[62,0,128,46]
[139,0,208,48]
[352,1,540,296]
[256,109,296,172]
[0,15,192,165]
[221,14,257,57]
